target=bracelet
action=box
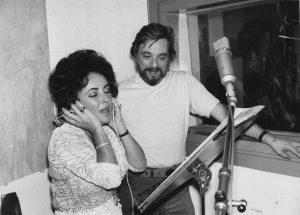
[95,143,110,150]
[258,130,269,143]
[119,130,129,138]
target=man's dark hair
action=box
[48,49,118,113]
[130,23,176,61]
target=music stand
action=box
[137,105,265,213]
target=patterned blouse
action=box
[48,123,139,215]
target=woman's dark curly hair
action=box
[130,23,176,61]
[48,49,118,113]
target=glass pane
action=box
[197,1,300,132]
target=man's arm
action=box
[210,102,300,159]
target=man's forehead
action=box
[139,39,168,52]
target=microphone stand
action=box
[214,93,236,215]
[214,90,248,215]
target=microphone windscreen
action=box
[213,37,230,53]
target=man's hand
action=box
[263,133,300,160]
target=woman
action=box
[48,49,146,215]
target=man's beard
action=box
[138,66,168,86]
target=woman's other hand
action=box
[110,98,127,135]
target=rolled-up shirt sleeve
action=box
[186,72,220,117]
[50,129,122,189]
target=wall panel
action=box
[0,0,52,185]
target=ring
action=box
[80,107,86,112]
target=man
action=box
[117,23,300,215]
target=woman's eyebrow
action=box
[85,87,98,95]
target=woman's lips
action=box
[99,106,111,114]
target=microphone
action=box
[213,37,237,107]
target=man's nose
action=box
[151,58,158,67]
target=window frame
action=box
[148,0,300,132]
[147,0,300,181]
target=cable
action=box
[112,103,135,215]
[126,172,135,215]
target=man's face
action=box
[135,39,170,86]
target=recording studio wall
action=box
[0,0,53,185]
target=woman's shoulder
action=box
[53,123,83,135]
[50,123,86,144]
[48,123,90,155]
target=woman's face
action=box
[77,72,113,125]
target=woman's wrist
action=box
[116,123,127,135]
[119,130,129,138]
[91,123,104,135]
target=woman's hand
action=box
[109,98,127,134]
[263,133,300,160]
[62,101,101,133]
[109,98,146,170]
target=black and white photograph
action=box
[0,0,300,215]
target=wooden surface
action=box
[0,0,53,185]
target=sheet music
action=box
[138,106,265,212]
